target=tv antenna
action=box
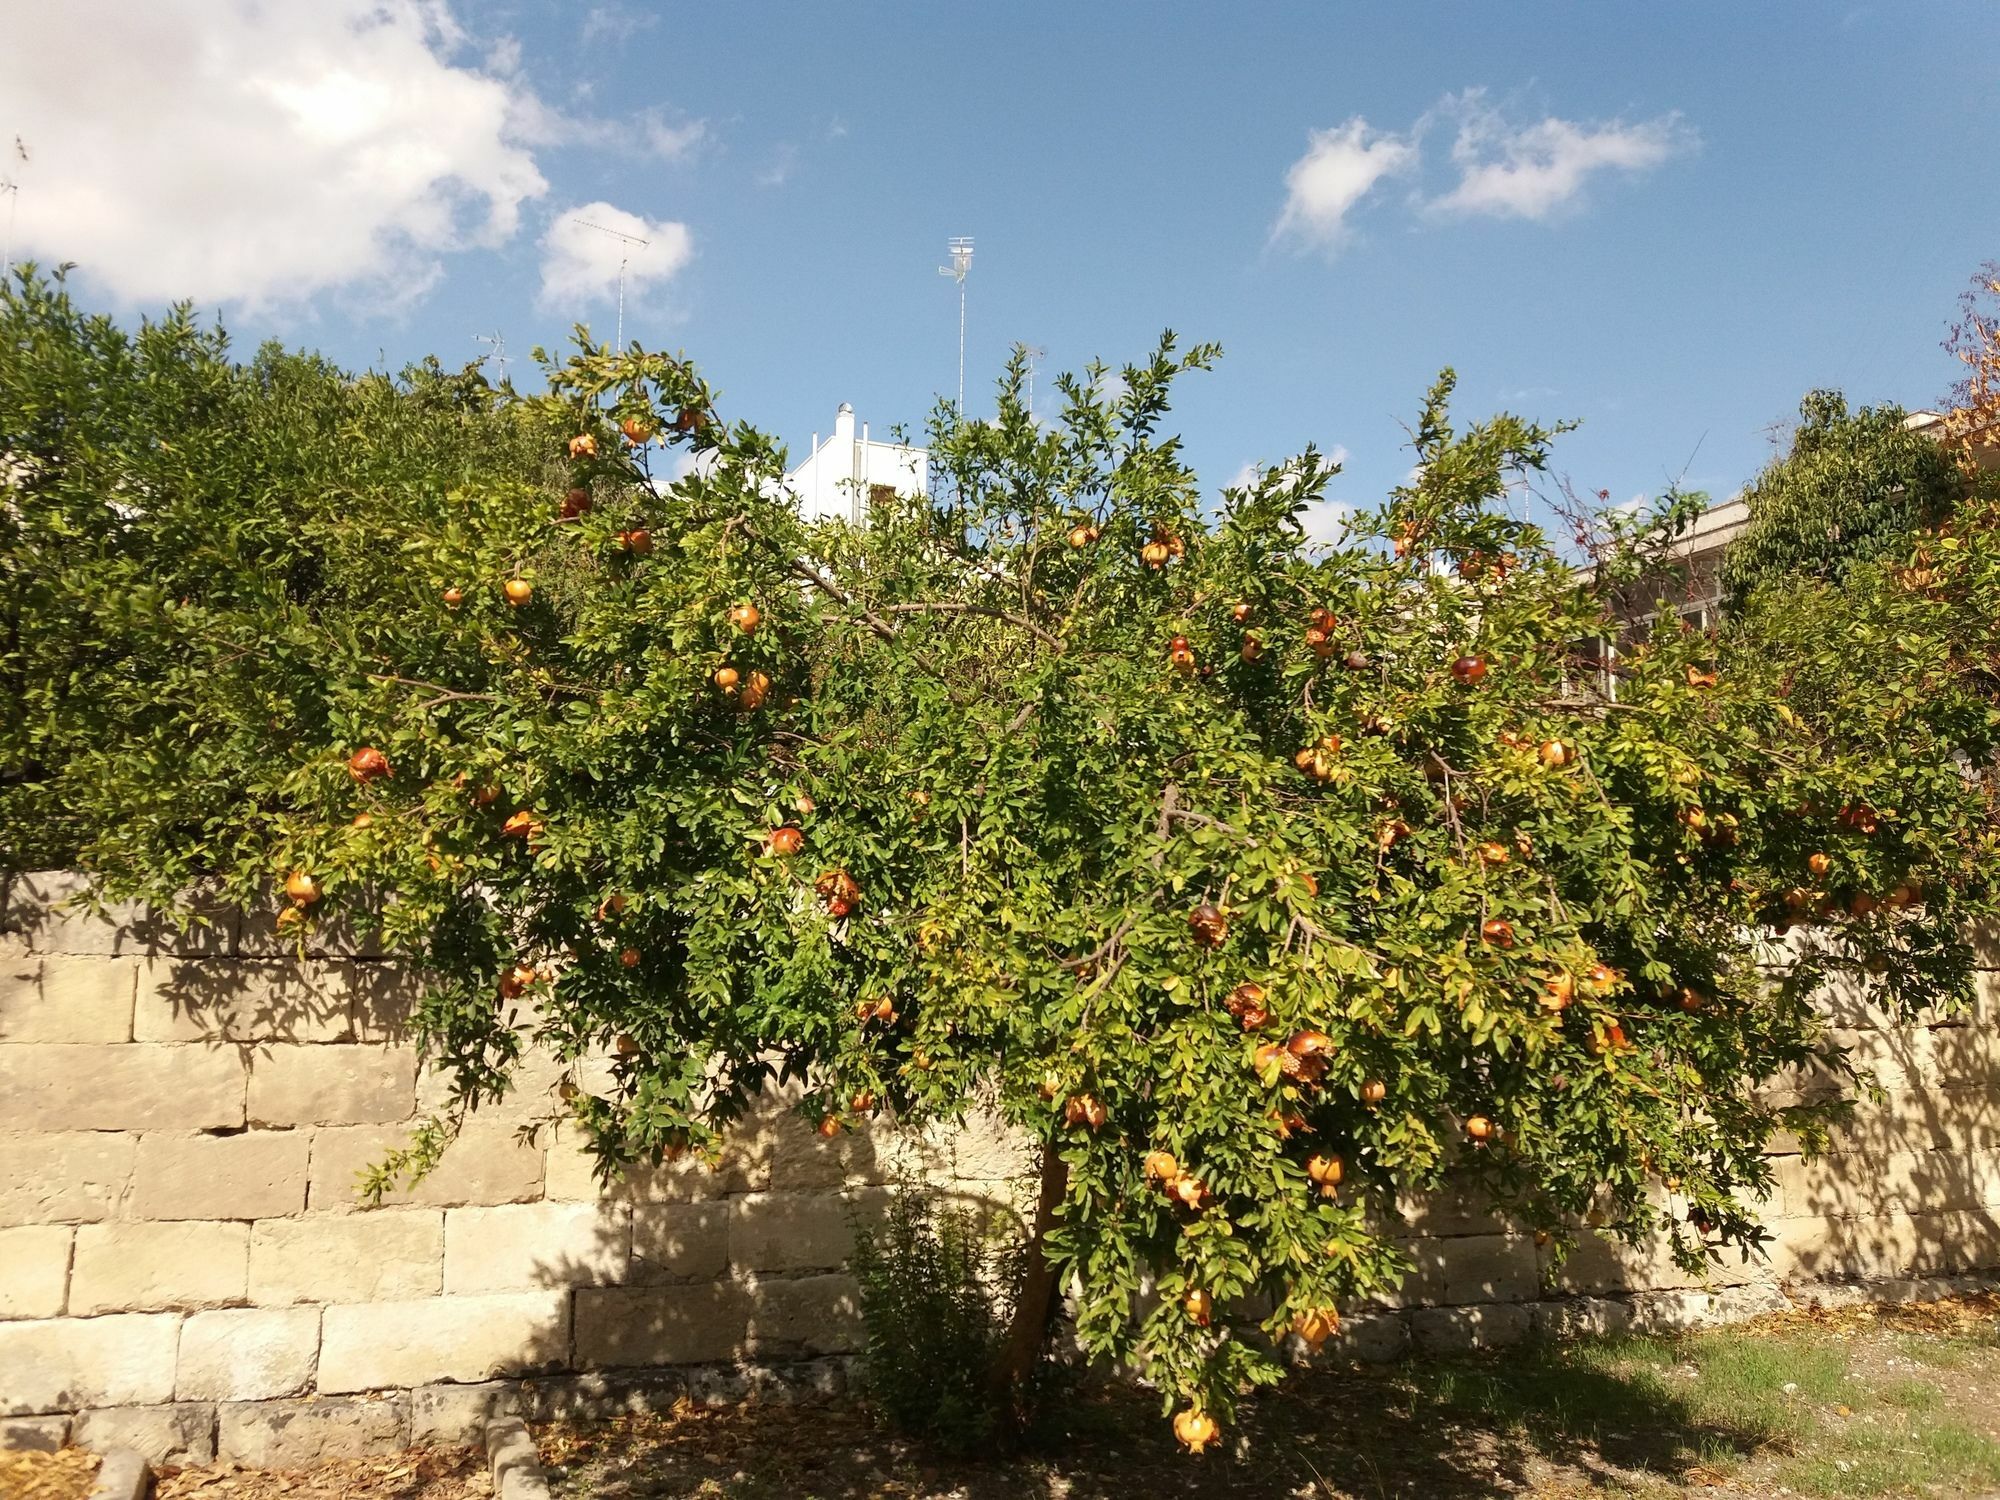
[937,235,973,414]
[1,137,27,277]
[474,332,509,383]
[1022,344,1046,422]
[570,216,649,349]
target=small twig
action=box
[366,674,503,707]
[875,600,1063,652]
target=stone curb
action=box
[485,1415,551,1500]
[88,1447,152,1500]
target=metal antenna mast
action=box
[570,217,650,349]
[474,332,509,383]
[937,236,973,414]
[1022,344,1046,422]
[1,137,28,277]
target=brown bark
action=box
[988,1140,1069,1435]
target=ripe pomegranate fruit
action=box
[1172,1408,1219,1454]
[1188,903,1228,948]
[1292,1307,1339,1351]
[347,746,391,783]
[1064,1094,1107,1131]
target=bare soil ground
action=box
[536,1297,2000,1500]
[9,1296,2000,1500]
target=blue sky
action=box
[6,2,1997,534]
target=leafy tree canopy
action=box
[1721,389,1963,610]
[5,269,1999,1445]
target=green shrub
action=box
[851,1177,1026,1453]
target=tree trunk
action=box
[989,1140,1069,1437]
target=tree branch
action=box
[875,601,1064,652]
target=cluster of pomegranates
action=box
[1141,1148,1210,1212]
[1293,733,1343,784]
[713,665,771,712]
[1253,1027,1337,1086]
[1141,528,1185,569]
[816,867,860,919]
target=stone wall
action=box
[3,869,2000,1467]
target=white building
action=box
[786,404,928,525]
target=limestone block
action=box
[73,1403,217,1465]
[1828,1084,2000,1156]
[0,1044,243,1132]
[1835,1025,1931,1091]
[1781,1146,2000,1220]
[0,1415,70,1451]
[0,1313,181,1414]
[0,871,233,957]
[746,1273,865,1358]
[0,952,135,1042]
[247,1044,416,1126]
[1629,1289,1725,1333]
[684,1359,849,1407]
[308,1121,543,1210]
[1548,1227,1765,1296]
[1408,1302,1530,1353]
[0,1226,71,1319]
[317,1292,571,1394]
[0,1132,135,1226]
[135,959,360,1043]
[409,1382,519,1448]
[543,1131,755,1203]
[130,1130,308,1221]
[923,1110,1032,1183]
[232,898,391,961]
[249,1212,442,1305]
[70,1221,248,1314]
[443,1202,630,1294]
[727,1189,890,1274]
[1532,1296,1634,1342]
[631,1203,730,1285]
[176,1307,320,1400]
[1926,1023,2000,1086]
[1770,1208,2000,1283]
[1329,1309,1408,1362]
[344,965,421,1043]
[216,1395,408,1467]
[1907,1209,2000,1275]
[574,1282,757,1368]
[1398,1233,1539,1305]
[1395,1182,1508,1239]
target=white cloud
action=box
[539,201,693,311]
[756,143,800,189]
[1273,119,1419,252]
[581,4,660,49]
[0,0,553,310]
[1427,90,1694,220]
[641,113,707,161]
[1298,499,1354,548]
